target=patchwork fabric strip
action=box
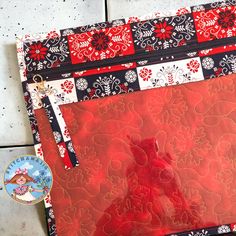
[167,223,236,236]
[41,95,78,169]
[16,1,236,236]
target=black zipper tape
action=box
[27,36,236,82]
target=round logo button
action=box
[4,155,53,205]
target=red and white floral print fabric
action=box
[16,1,236,236]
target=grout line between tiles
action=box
[105,0,108,21]
[0,144,34,149]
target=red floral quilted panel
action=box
[35,74,236,236]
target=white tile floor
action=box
[107,0,217,19]
[0,0,220,235]
[0,1,105,235]
[0,0,105,146]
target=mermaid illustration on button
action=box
[6,168,48,203]
[4,156,53,205]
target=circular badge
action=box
[4,155,53,205]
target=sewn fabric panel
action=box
[17,1,236,170]
[35,74,236,236]
[41,95,79,169]
[15,1,236,235]
[16,0,236,74]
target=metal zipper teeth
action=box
[27,36,236,82]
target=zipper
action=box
[26,36,236,82]
[29,75,80,169]
[25,36,236,167]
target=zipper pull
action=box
[31,74,79,169]
[32,74,46,95]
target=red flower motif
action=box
[91,32,110,51]
[139,67,152,81]
[89,88,96,97]
[127,16,140,23]
[155,21,174,40]
[37,146,43,157]
[61,80,74,94]
[187,59,200,73]
[120,83,128,92]
[63,127,70,138]
[23,69,27,77]
[218,10,236,29]
[145,45,155,52]
[176,7,190,16]
[179,39,186,46]
[45,195,52,204]
[28,43,48,61]
[52,60,60,68]
[214,67,223,77]
[46,30,60,39]
[231,224,236,232]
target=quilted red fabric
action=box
[35,74,236,236]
